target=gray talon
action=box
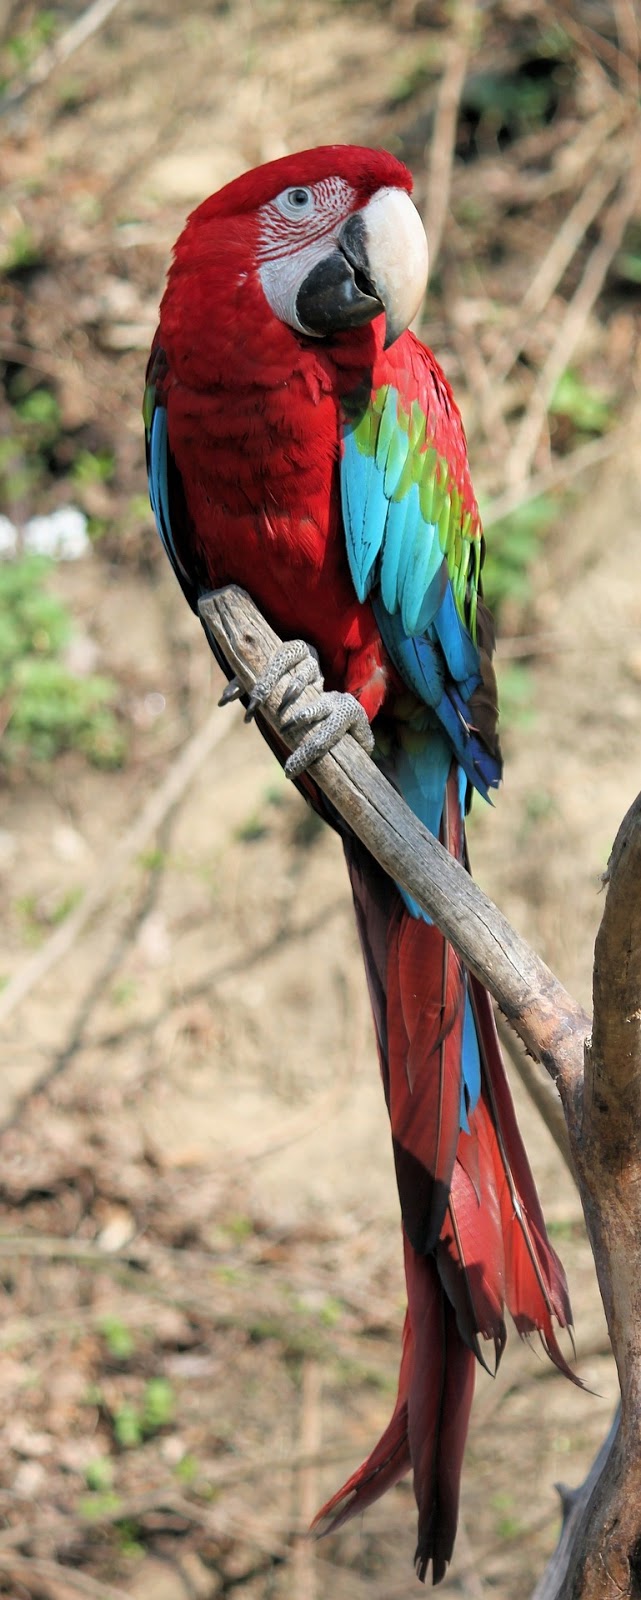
[238,639,373,780]
[283,691,374,779]
[279,654,323,714]
[245,640,313,722]
[219,677,243,706]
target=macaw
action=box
[145,144,573,1585]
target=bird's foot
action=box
[281,689,374,779]
[245,639,322,723]
[235,637,374,779]
[217,640,319,714]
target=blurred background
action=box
[0,1,640,1595]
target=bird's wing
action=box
[143,338,200,612]
[340,332,501,806]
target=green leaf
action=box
[551,370,612,434]
[142,1378,174,1433]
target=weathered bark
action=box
[198,586,641,1600]
[536,798,641,1600]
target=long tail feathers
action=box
[405,1236,476,1584]
[310,1314,413,1540]
[312,1239,476,1586]
[469,975,576,1379]
[387,913,465,1254]
[325,790,574,1583]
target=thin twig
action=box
[481,424,630,528]
[549,0,641,97]
[487,163,621,395]
[506,159,641,484]
[496,1017,575,1179]
[1,0,124,110]
[423,0,476,271]
[0,1552,131,1600]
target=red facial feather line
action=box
[256,176,355,263]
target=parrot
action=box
[144,144,573,1585]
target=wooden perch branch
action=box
[198,586,641,1600]
[199,589,588,1120]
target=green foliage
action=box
[113,1379,174,1449]
[142,1378,174,1432]
[551,369,613,435]
[0,385,61,501]
[79,1490,122,1520]
[491,1490,524,1541]
[113,1401,143,1450]
[173,1452,198,1485]
[111,978,138,1006]
[482,495,557,616]
[614,221,641,285]
[234,810,268,843]
[319,1295,344,1328]
[71,448,116,488]
[85,1456,114,1493]
[99,1316,136,1362]
[14,388,61,435]
[5,9,55,68]
[388,43,441,107]
[496,663,536,730]
[0,558,126,768]
[226,1213,253,1242]
[15,887,82,943]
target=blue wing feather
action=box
[341,427,386,601]
[342,379,500,968]
[148,406,192,591]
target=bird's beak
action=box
[295,188,428,347]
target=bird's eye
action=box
[275,186,314,219]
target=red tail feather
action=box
[332,818,574,1584]
[311,1315,412,1539]
[405,1234,476,1584]
[312,1236,476,1587]
[437,1104,507,1368]
[469,976,575,1376]
[387,912,465,1253]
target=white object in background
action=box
[0,515,18,557]
[23,505,90,560]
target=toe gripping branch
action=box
[218,635,374,779]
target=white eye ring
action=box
[274,186,315,219]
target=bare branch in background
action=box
[506,158,641,485]
[423,0,477,272]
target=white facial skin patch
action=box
[258,235,342,335]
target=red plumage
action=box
[147,144,574,1585]
[322,778,573,1581]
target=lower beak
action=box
[295,242,383,338]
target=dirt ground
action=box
[1,2,641,1597]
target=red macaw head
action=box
[165,145,429,356]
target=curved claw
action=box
[283,691,374,779]
[218,677,243,707]
[279,654,323,714]
[245,640,318,722]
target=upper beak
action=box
[350,188,429,347]
[295,188,429,348]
